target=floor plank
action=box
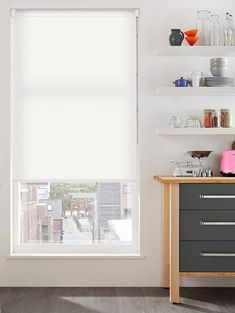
[0,287,234,313]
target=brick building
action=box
[69,192,96,216]
[21,184,63,243]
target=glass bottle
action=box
[197,10,211,46]
[210,14,220,46]
[229,14,234,45]
[231,27,235,46]
[224,12,231,45]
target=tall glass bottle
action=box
[229,14,234,45]
[210,14,220,46]
[197,10,211,46]
[224,12,231,45]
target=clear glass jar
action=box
[203,109,214,128]
[210,14,220,46]
[197,10,211,46]
[220,109,232,127]
[185,116,201,128]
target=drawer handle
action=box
[200,194,235,199]
[201,252,235,257]
[200,221,235,226]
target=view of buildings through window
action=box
[19,182,134,244]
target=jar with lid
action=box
[212,111,220,128]
[203,109,214,128]
[220,109,232,127]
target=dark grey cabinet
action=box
[180,183,235,272]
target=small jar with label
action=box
[203,109,214,128]
[220,109,232,128]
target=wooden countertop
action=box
[155,176,235,184]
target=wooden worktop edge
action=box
[155,176,235,184]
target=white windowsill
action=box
[8,253,145,260]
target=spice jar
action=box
[203,109,214,128]
[212,111,220,128]
[220,109,232,128]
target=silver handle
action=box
[201,252,235,257]
[200,221,235,226]
[200,194,235,199]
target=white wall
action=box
[0,0,235,287]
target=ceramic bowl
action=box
[210,60,228,64]
[210,63,227,67]
[210,58,228,63]
[210,66,228,76]
[210,62,228,67]
[185,36,199,46]
[184,29,198,37]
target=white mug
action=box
[192,71,203,87]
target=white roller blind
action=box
[11,9,137,181]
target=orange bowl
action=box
[185,36,199,46]
[184,29,198,37]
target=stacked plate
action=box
[204,77,234,87]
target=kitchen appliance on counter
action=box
[220,150,235,176]
[171,160,201,177]
[171,150,213,177]
[188,150,213,177]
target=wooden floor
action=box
[0,287,234,313]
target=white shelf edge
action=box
[156,87,235,96]
[156,46,235,57]
[156,127,235,135]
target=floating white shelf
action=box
[156,127,235,135]
[156,87,235,96]
[156,46,235,57]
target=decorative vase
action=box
[169,29,184,46]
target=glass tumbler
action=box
[197,10,211,46]
[210,14,220,46]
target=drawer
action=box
[180,210,235,240]
[180,183,235,210]
[180,241,235,272]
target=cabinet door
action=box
[180,184,235,210]
[180,241,235,272]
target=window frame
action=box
[12,181,139,255]
[10,8,140,257]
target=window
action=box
[17,182,136,245]
[11,9,139,255]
